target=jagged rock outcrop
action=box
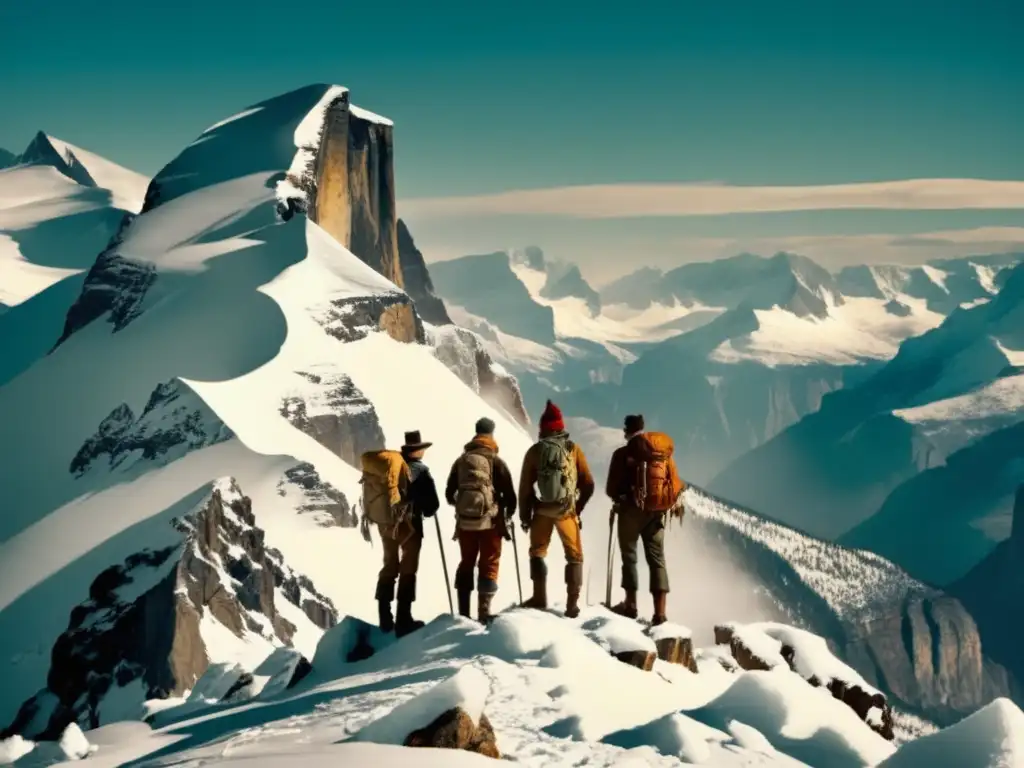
[397,219,452,325]
[427,324,531,429]
[2,479,336,741]
[280,371,386,468]
[276,462,356,528]
[69,379,233,476]
[313,291,423,344]
[52,212,155,349]
[404,708,500,758]
[15,132,97,188]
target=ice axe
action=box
[510,514,524,604]
[605,505,618,608]
[433,514,454,615]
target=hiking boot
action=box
[457,589,472,618]
[478,592,495,624]
[651,590,668,626]
[377,599,394,633]
[565,587,581,619]
[521,577,548,610]
[394,600,424,638]
[609,589,638,619]
[564,563,583,619]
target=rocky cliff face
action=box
[280,371,387,469]
[842,596,1013,726]
[685,488,1014,728]
[949,485,1024,702]
[2,478,337,741]
[427,324,531,429]
[396,218,452,326]
[304,94,401,287]
[52,212,155,350]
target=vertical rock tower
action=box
[310,92,402,289]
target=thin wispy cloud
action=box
[400,179,1024,219]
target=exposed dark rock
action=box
[613,649,657,671]
[397,219,452,325]
[716,623,895,740]
[18,132,97,188]
[2,478,336,740]
[713,625,779,672]
[52,212,156,348]
[313,291,423,344]
[69,379,233,477]
[279,372,385,469]
[404,708,500,759]
[650,633,698,673]
[276,462,356,527]
[884,299,912,317]
[428,324,531,429]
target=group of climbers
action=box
[359,400,685,637]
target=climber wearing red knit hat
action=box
[517,400,595,618]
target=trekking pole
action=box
[510,516,524,604]
[605,505,617,607]
[433,514,454,615]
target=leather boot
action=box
[651,590,668,626]
[522,577,548,609]
[521,557,548,609]
[375,579,395,633]
[395,575,424,637]
[610,589,638,619]
[377,599,394,633]
[478,592,495,624]
[564,563,583,619]
[457,589,472,618]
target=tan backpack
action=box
[628,432,680,513]
[359,450,411,529]
[453,449,498,530]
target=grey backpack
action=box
[534,436,577,516]
[454,450,498,530]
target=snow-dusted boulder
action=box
[427,323,530,429]
[581,614,658,671]
[310,616,397,676]
[353,666,498,758]
[877,697,1024,767]
[2,478,335,740]
[716,622,895,740]
[647,623,698,672]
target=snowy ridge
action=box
[5,607,1012,767]
[684,487,936,625]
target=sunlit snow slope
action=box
[0,85,540,735]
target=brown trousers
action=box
[375,520,422,602]
[455,527,504,594]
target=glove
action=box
[577,513,583,530]
[520,511,532,532]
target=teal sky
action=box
[2,0,1022,280]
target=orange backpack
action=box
[628,432,680,513]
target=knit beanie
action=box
[539,400,565,433]
[475,417,496,436]
[624,414,645,434]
